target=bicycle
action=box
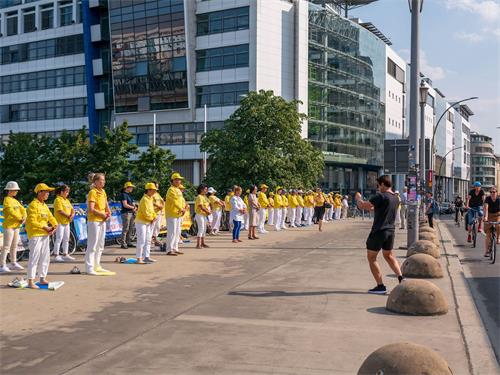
[484,221,499,265]
[469,209,479,248]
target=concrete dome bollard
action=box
[402,253,444,278]
[419,232,440,247]
[386,279,448,315]
[407,240,440,258]
[419,226,436,235]
[358,342,453,375]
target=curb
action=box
[436,220,499,375]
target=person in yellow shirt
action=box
[53,184,75,262]
[224,188,234,231]
[304,191,315,226]
[151,182,165,247]
[281,189,289,230]
[257,184,269,234]
[25,183,58,288]
[295,190,305,227]
[314,187,326,232]
[268,192,275,226]
[1,181,26,273]
[334,193,342,220]
[273,188,283,231]
[325,193,333,222]
[135,183,158,264]
[165,172,186,256]
[208,187,224,235]
[85,173,111,275]
[287,190,298,228]
[195,184,211,249]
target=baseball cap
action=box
[34,183,55,193]
[145,182,158,190]
[171,172,184,180]
[123,181,135,188]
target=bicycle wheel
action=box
[491,235,497,265]
[472,223,477,248]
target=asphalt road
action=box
[440,214,500,363]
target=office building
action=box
[470,132,496,189]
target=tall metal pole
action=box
[153,113,156,146]
[203,104,207,178]
[407,0,422,248]
[420,94,426,194]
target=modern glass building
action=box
[308,4,386,194]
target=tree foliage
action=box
[200,90,324,191]
[132,144,175,196]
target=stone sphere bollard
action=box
[419,226,436,235]
[358,342,453,375]
[386,279,448,315]
[419,232,440,247]
[407,240,440,258]
[402,253,443,278]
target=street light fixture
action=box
[419,80,430,195]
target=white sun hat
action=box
[4,181,20,191]
[208,187,216,194]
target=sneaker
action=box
[63,254,75,261]
[398,275,404,284]
[9,262,24,271]
[368,284,387,295]
[0,265,12,273]
[87,270,99,275]
[54,255,65,262]
[467,234,472,243]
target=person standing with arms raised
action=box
[165,173,186,256]
[355,175,404,294]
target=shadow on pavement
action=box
[228,290,370,297]
[366,306,399,315]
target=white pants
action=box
[395,207,401,225]
[53,223,70,256]
[330,207,335,221]
[85,221,106,272]
[341,207,348,219]
[295,207,303,227]
[244,213,249,230]
[135,222,153,259]
[303,207,310,225]
[211,210,222,232]
[1,227,19,266]
[196,215,206,238]
[166,217,182,252]
[335,207,341,220]
[274,209,282,230]
[268,208,274,226]
[281,208,287,228]
[258,208,267,232]
[400,206,407,229]
[27,236,50,280]
[152,216,161,238]
[288,207,296,227]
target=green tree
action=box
[132,144,175,196]
[87,122,138,200]
[200,90,324,191]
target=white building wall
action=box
[385,46,406,140]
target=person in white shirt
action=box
[400,186,408,229]
[230,186,246,243]
[341,196,349,219]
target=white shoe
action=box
[0,265,12,273]
[63,254,75,261]
[87,269,98,275]
[10,262,24,270]
[54,255,65,262]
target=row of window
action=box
[197,7,249,36]
[1,34,83,65]
[1,66,85,94]
[1,98,87,123]
[387,58,405,84]
[196,44,248,72]
[196,82,248,108]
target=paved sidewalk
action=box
[0,218,496,374]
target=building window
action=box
[6,12,18,36]
[0,98,87,123]
[23,7,36,33]
[196,44,249,72]
[41,4,54,30]
[387,58,405,84]
[59,0,73,26]
[197,7,249,36]
[196,82,248,108]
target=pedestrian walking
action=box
[208,187,224,234]
[1,181,26,273]
[119,181,136,249]
[53,184,75,262]
[400,187,408,229]
[354,175,404,294]
[230,186,246,243]
[85,173,111,275]
[26,183,58,288]
[195,184,211,249]
[151,183,164,247]
[314,188,326,232]
[425,192,437,228]
[135,183,158,263]
[257,184,269,234]
[165,173,186,256]
[248,185,260,240]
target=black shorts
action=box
[314,206,325,220]
[366,230,395,251]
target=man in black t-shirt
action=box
[466,181,485,242]
[454,195,464,223]
[120,182,137,249]
[355,175,403,295]
[483,187,499,257]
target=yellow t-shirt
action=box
[165,186,185,218]
[54,196,73,225]
[153,192,165,214]
[288,195,298,208]
[258,192,269,208]
[304,195,314,208]
[282,195,288,208]
[268,197,274,208]
[2,196,26,229]
[195,195,210,216]
[209,195,223,211]
[87,188,108,222]
[136,194,157,224]
[315,193,325,207]
[297,195,304,207]
[274,194,283,209]
[224,193,234,211]
[26,199,57,239]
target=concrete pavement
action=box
[0,218,497,374]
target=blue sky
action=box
[350,0,500,152]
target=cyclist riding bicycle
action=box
[483,187,500,257]
[466,181,485,243]
[453,195,464,223]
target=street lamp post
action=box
[419,80,430,194]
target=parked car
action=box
[439,202,453,215]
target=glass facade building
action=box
[109,0,188,113]
[308,5,386,193]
